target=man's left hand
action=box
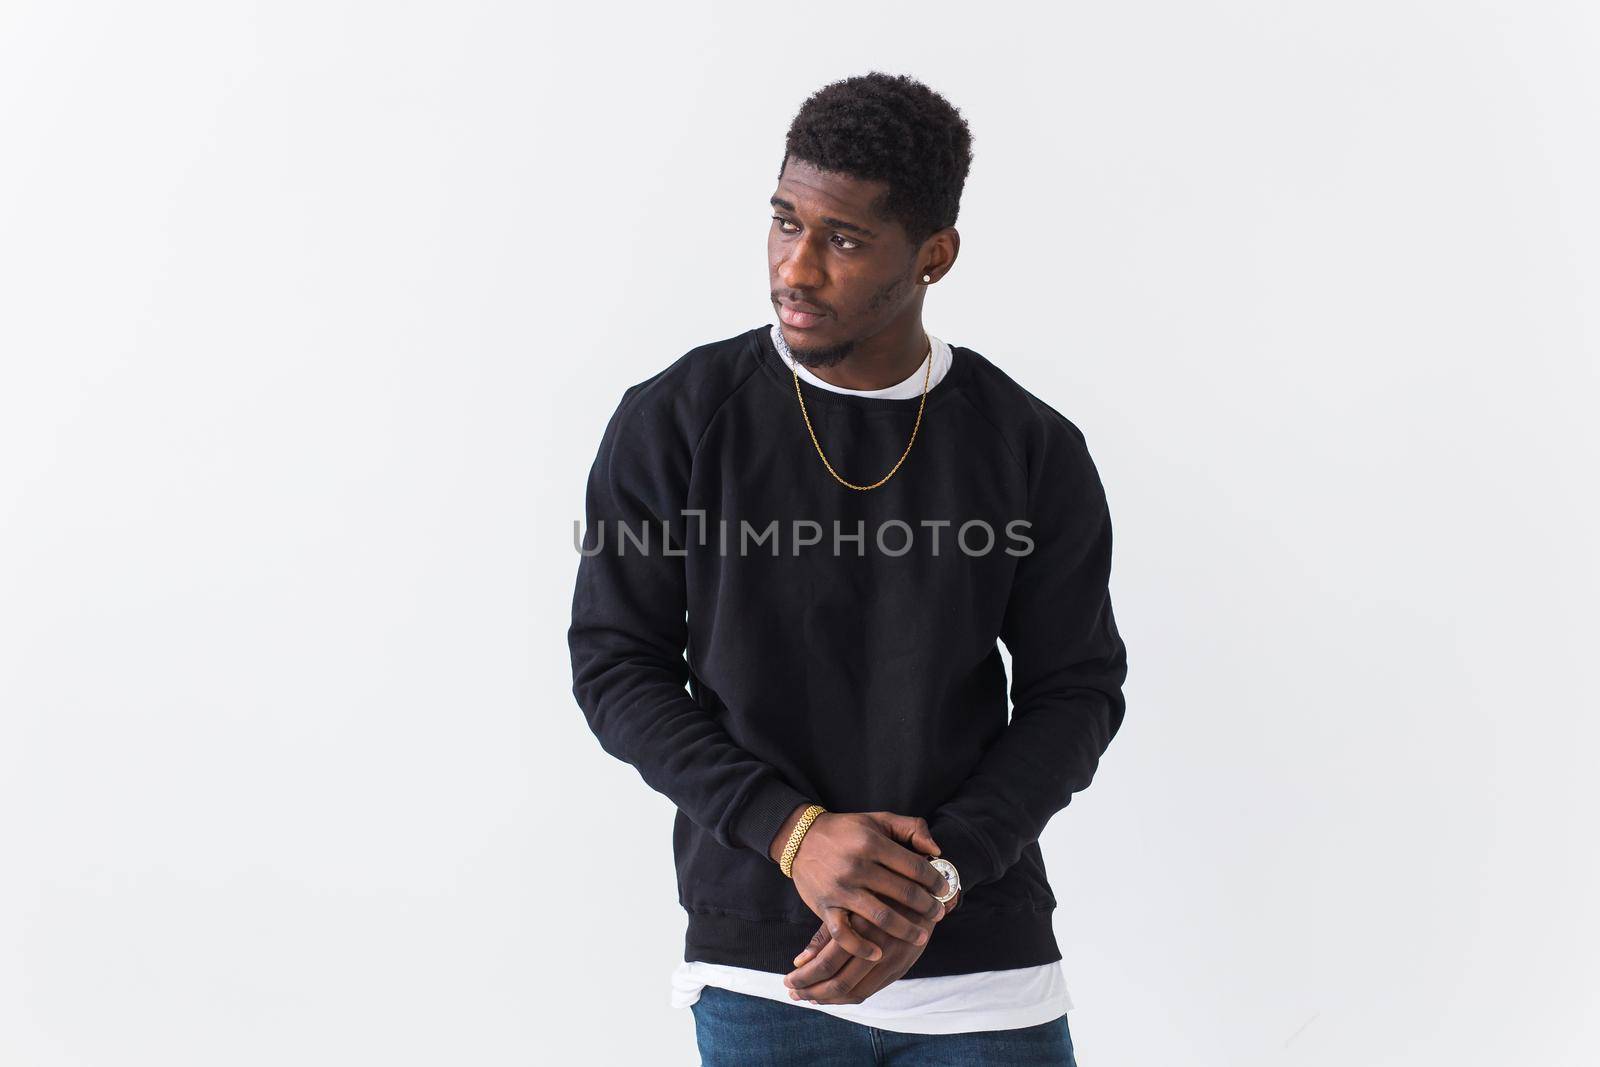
[784,889,961,1005]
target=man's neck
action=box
[803,323,932,392]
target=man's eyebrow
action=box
[770,196,878,239]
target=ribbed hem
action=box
[684,906,1061,979]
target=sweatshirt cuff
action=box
[926,810,1002,891]
[728,776,812,858]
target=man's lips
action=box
[778,302,828,329]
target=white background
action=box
[3,2,1597,1064]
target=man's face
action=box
[768,157,920,369]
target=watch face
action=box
[929,856,960,897]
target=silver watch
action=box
[929,857,961,903]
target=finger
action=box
[823,906,884,963]
[834,913,921,946]
[855,845,945,923]
[784,937,855,991]
[793,924,829,967]
[822,895,921,947]
[905,815,941,856]
[847,890,930,946]
[866,834,950,901]
[862,863,944,924]
[865,811,941,857]
[842,958,902,1006]
[793,953,877,1005]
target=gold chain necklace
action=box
[791,334,932,491]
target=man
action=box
[568,71,1127,1065]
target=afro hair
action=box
[779,72,975,250]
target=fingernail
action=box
[793,955,804,965]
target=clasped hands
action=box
[772,807,960,1006]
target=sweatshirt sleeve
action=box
[925,414,1129,892]
[567,386,812,857]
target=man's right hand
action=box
[768,806,951,964]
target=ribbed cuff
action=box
[925,809,1002,891]
[728,776,812,858]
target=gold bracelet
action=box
[779,804,827,879]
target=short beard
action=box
[785,271,912,371]
[787,335,857,369]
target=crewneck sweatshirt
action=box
[568,322,1129,982]
[666,326,1073,1034]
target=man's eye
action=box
[771,216,860,251]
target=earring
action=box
[922,273,932,283]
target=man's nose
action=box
[776,237,826,290]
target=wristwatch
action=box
[928,857,961,903]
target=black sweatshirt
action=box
[567,324,1128,978]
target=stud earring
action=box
[922,273,932,283]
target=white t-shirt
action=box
[667,323,1074,1035]
[769,322,953,400]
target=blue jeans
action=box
[690,985,1078,1066]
